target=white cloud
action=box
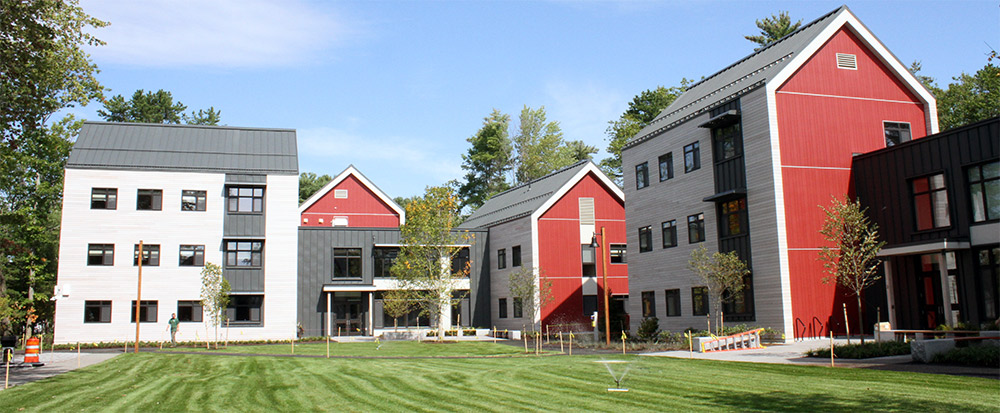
[543,80,628,157]
[81,0,357,68]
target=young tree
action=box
[390,186,471,340]
[457,110,512,211]
[298,172,333,204]
[507,267,553,332]
[688,245,750,334]
[200,263,231,346]
[819,197,885,343]
[381,289,415,331]
[511,105,569,184]
[745,11,802,49]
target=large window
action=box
[512,245,522,267]
[497,248,507,269]
[513,297,523,318]
[610,244,627,264]
[373,247,399,277]
[84,300,111,323]
[87,244,114,266]
[177,301,203,322]
[133,244,160,266]
[659,153,673,181]
[684,142,701,173]
[665,289,681,317]
[712,123,741,161]
[638,226,652,252]
[498,298,508,319]
[181,190,207,211]
[636,162,649,189]
[131,300,158,323]
[227,295,263,325]
[977,247,999,320]
[968,162,1000,222]
[912,173,950,230]
[226,241,262,268]
[451,247,471,276]
[179,245,205,266]
[688,213,705,243]
[333,248,362,278]
[136,189,162,210]
[641,291,656,317]
[661,220,677,248]
[884,121,911,147]
[720,198,748,237]
[227,187,264,213]
[91,188,117,209]
[692,286,709,316]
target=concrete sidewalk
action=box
[1,350,120,390]
[641,339,999,379]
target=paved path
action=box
[642,339,999,379]
[1,350,120,390]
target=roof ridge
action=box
[82,121,296,132]
[489,160,589,198]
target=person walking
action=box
[168,313,180,346]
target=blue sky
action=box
[64,0,998,198]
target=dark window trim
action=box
[226,186,265,214]
[661,220,677,248]
[719,198,748,239]
[130,300,158,323]
[226,294,264,326]
[636,162,650,189]
[910,172,952,231]
[638,226,652,253]
[641,291,656,318]
[133,244,160,267]
[90,188,117,210]
[665,289,681,317]
[511,245,522,267]
[181,190,207,212]
[84,300,111,323]
[332,247,363,279]
[498,298,508,319]
[177,300,203,322]
[658,153,673,182]
[87,244,114,266]
[883,121,912,147]
[688,213,706,244]
[498,248,507,270]
[692,286,709,316]
[512,297,523,318]
[967,161,1000,223]
[684,142,701,173]
[225,240,264,269]
[609,244,627,264]
[136,189,163,211]
[179,244,205,267]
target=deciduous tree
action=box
[819,197,885,343]
[935,61,1000,131]
[381,289,416,331]
[688,245,750,335]
[745,11,801,49]
[200,262,231,347]
[507,267,553,332]
[512,105,568,184]
[390,186,471,340]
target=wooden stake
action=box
[326,335,330,358]
[688,332,693,358]
[523,332,528,353]
[77,342,80,368]
[546,325,550,345]
[621,331,626,355]
[4,354,9,389]
[830,331,835,368]
[291,338,295,354]
[569,332,573,356]
[559,331,564,353]
[843,303,851,345]
[493,326,497,343]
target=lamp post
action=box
[590,227,611,347]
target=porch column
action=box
[939,252,956,326]
[884,260,897,328]
[326,292,331,337]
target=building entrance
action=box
[331,292,366,336]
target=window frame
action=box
[719,198,748,238]
[177,300,203,322]
[179,244,205,267]
[883,121,912,147]
[661,220,677,248]
[684,142,701,173]
[498,298,508,319]
[130,300,158,323]
[227,294,264,326]
[635,162,649,189]
[641,291,656,318]
[87,244,114,266]
[967,162,1000,223]
[658,153,673,182]
[133,244,160,266]
[332,247,362,279]
[225,241,263,268]
[84,300,111,323]
[227,186,264,214]
[136,189,163,211]
[688,213,706,243]
[497,248,507,270]
[181,190,207,211]
[512,297,523,318]
[712,123,742,162]
[665,289,681,317]
[511,245,522,267]
[90,188,117,210]
[373,247,399,278]
[609,244,627,264]
[911,173,951,231]
[692,286,709,316]
[638,226,652,253]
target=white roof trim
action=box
[768,8,938,135]
[297,165,406,224]
[531,162,624,222]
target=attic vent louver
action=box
[836,53,857,70]
[579,198,595,225]
[334,189,348,199]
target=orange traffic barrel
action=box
[24,336,40,363]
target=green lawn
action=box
[160,340,538,357]
[1,350,997,412]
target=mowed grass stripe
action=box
[2,352,997,412]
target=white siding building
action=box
[53,122,299,344]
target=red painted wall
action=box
[300,175,400,228]
[775,27,929,336]
[537,172,627,328]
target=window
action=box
[968,162,1000,222]
[84,301,111,323]
[720,198,748,237]
[581,244,596,276]
[658,153,673,181]
[179,245,205,266]
[133,244,160,266]
[497,248,507,270]
[226,241,263,268]
[87,244,114,266]
[665,289,681,317]
[513,297,523,318]
[884,122,911,147]
[692,286,709,316]
[373,247,399,277]
[227,295,263,325]
[641,291,656,317]
[688,213,705,243]
[977,247,999,320]
[684,142,701,173]
[638,226,652,252]
[498,298,508,319]
[130,300,158,323]
[91,188,117,209]
[661,220,677,248]
[136,189,162,210]
[177,301,203,322]
[451,247,471,276]
[332,248,362,278]
[713,123,741,161]
[227,187,264,213]
[610,244,626,264]
[582,295,597,316]
[511,245,522,267]
[181,190,207,211]
[912,174,950,230]
[635,162,649,189]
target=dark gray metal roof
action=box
[626,6,847,149]
[67,122,298,175]
[459,161,591,229]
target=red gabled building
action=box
[460,161,628,331]
[298,165,405,228]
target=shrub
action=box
[932,345,999,367]
[637,318,660,341]
[806,340,910,359]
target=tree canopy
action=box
[909,56,999,131]
[298,172,333,204]
[97,89,222,125]
[745,11,801,49]
[457,110,512,211]
[512,105,568,184]
[688,245,750,334]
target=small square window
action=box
[134,244,160,266]
[512,245,522,267]
[636,162,649,189]
[638,226,652,252]
[91,188,117,209]
[177,301,203,322]
[137,189,162,210]
[684,142,701,173]
[179,245,205,266]
[84,300,111,323]
[131,300,158,323]
[332,247,361,278]
[662,220,677,248]
[87,244,114,266]
[181,190,207,211]
[884,122,911,147]
[610,244,627,264]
